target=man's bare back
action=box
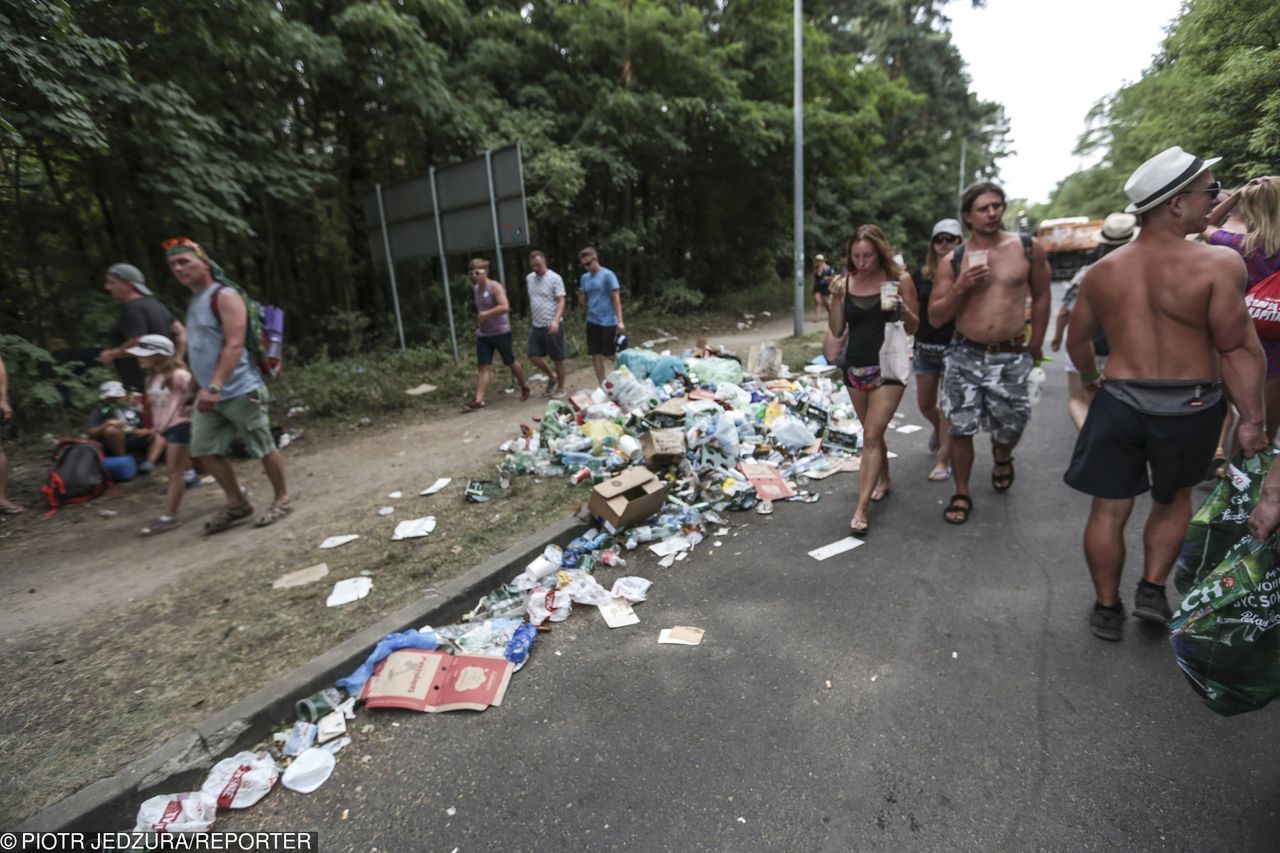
[1074,233,1250,380]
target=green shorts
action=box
[191,385,275,459]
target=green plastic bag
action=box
[687,356,743,385]
[1170,451,1280,716]
[1175,451,1276,594]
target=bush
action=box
[0,335,111,436]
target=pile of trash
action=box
[134,340,864,832]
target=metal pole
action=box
[957,136,967,220]
[375,183,406,352]
[792,0,805,337]
[484,150,507,287]
[429,167,459,364]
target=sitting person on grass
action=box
[86,380,155,468]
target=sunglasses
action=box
[932,234,960,243]
[1178,181,1222,201]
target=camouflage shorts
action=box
[941,345,1032,444]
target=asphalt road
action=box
[221,329,1280,851]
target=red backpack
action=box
[1245,270,1280,341]
[41,438,112,513]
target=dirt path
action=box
[0,315,821,643]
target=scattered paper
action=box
[319,534,360,550]
[326,577,373,607]
[392,516,437,541]
[807,536,866,561]
[805,457,859,479]
[405,383,438,396]
[316,711,347,744]
[388,491,403,499]
[895,424,923,434]
[658,554,676,568]
[273,563,330,590]
[649,535,693,557]
[598,598,640,628]
[659,626,705,645]
[419,477,452,496]
[378,506,394,516]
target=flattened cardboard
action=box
[360,649,512,713]
[639,428,687,469]
[588,467,670,529]
[648,396,691,419]
[738,462,796,501]
[568,391,594,412]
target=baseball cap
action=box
[99,381,127,400]
[106,263,154,296]
[126,334,176,358]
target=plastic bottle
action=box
[1028,365,1047,406]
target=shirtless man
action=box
[1064,146,1265,641]
[929,181,1052,525]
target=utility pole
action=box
[792,0,805,337]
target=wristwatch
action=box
[207,384,222,394]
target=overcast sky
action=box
[946,0,1184,204]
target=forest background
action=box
[1,0,1276,429]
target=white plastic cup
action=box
[880,281,899,311]
[967,249,988,269]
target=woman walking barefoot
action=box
[911,219,961,481]
[828,225,919,536]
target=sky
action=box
[946,0,1185,205]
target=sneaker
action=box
[138,461,156,475]
[1090,605,1125,641]
[141,516,182,536]
[1133,584,1173,624]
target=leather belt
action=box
[954,333,1027,354]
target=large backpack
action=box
[41,438,111,512]
[951,233,1034,278]
[210,283,285,379]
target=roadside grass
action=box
[0,470,583,825]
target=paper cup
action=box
[880,281,899,311]
[967,249,988,269]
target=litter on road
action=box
[273,563,330,590]
[420,477,452,496]
[659,626,705,645]
[319,534,359,550]
[807,536,866,561]
[326,577,373,607]
[391,515,437,541]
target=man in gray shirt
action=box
[525,250,568,396]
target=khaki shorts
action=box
[191,385,275,459]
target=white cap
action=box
[99,380,127,399]
[126,334,176,358]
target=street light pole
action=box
[792,0,805,337]
[957,136,967,220]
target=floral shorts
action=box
[844,365,904,393]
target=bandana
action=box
[162,236,237,287]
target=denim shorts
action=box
[913,342,949,376]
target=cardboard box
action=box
[738,461,797,501]
[639,428,687,469]
[360,649,512,713]
[589,467,670,529]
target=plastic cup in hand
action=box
[967,249,988,270]
[880,281,899,311]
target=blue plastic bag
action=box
[336,628,438,695]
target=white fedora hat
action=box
[1124,146,1221,214]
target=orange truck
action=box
[1035,217,1103,279]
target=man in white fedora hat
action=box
[1064,146,1265,641]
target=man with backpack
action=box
[928,180,1052,525]
[165,237,292,533]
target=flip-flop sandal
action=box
[255,502,294,527]
[992,457,1015,493]
[927,465,952,482]
[850,518,870,536]
[204,502,254,535]
[0,502,24,515]
[944,494,973,525]
[870,486,891,502]
[462,399,486,411]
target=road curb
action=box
[19,514,585,832]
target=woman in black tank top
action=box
[912,219,963,482]
[827,225,920,536]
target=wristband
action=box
[1081,368,1103,384]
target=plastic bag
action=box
[504,622,538,667]
[527,588,572,624]
[581,420,624,454]
[769,414,816,450]
[615,348,659,378]
[602,367,660,413]
[335,628,438,695]
[135,792,218,833]
[1176,451,1275,593]
[559,570,613,606]
[712,415,740,458]
[201,751,279,810]
[611,576,653,602]
[714,382,753,407]
[1172,450,1280,712]
[687,356,744,385]
[746,342,783,379]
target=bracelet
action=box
[1081,368,1103,384]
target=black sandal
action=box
[944,494,972,525]
[992,456,1015,493]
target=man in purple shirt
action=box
[464,258,531,411]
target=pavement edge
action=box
[19,514,585,832]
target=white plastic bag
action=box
[134,792,218,833]
[559,570,613,606]
[611,576,653,602]
[200,751,279,810]
[527,588,572,624]
[769,415,816,450]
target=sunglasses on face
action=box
[933,235,959,244]
[1178,181,1222,201]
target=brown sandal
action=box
[204,502,254,534]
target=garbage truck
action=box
[1035,217,1102,279]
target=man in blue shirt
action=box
[577,246,625,383]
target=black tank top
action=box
[843,290,896,367]
[910,268,955,345]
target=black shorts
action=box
[527,325,567,361]
[476,333,515,367]
[1064,386,1225,505]
[586,322,617,357]
[163,422,192,446]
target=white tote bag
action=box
[879,320,913,383]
